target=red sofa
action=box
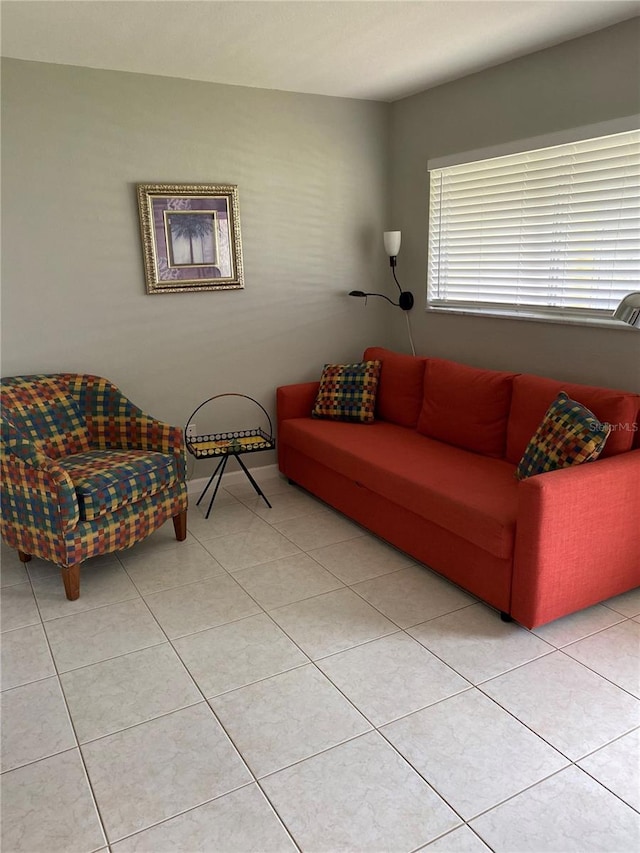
[276,347,640,629]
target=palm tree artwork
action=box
[167,212,216,266]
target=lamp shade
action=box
[383,231,401,257]
[613,292,640,329]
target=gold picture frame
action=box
[137,183,244,294]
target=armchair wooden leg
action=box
[18,550,32,563]
[172,510,187,541]
[61,565,80,601]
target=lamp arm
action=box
[391,267,403,295]
[366,292,400,307]
[349,290,400,307]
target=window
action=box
[427,128,640,324]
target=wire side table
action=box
[185,394,276,519]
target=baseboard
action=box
[187,462,280,495]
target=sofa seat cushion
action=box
[281,418,518,559]
[59,449,179,521]
[506,374,640,464]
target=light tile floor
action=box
[1,474,639,852]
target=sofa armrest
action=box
[69,375,186,479]
[512,450,640,628]
[1,420,80,536]
[276,382,320,424]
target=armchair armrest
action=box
[276,382,320,425]
[1,419,79,537]
[1,427,48,469]
[512,450,640,628]
[70,376,186,479]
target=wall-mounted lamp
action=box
[349,230,416,355]
[348,231,414,311]
[383,230,414,310]
[613,292,640,329]
[383,230,401,267]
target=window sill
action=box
[426,305,637,332]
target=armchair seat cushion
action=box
[59,448,179,521]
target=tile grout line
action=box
[16,564,111,850]
[129,494,640,835]
[149,527,331,852]
[252,491,640,827]
[460,764,581,826]
[20,549,251,848]
[530,610,629,648]
[87,570,269,844]
[204,556,476,850]
[114,553,303,853]
[281,628,571,843]
[47,637,167,677]
[189,495,437,635]
[390,609,559,691]
[105,780,258,849]
[6,573,535,688]
[4,483,638,849]
[575,722,640,760]
[107,780,258,848]
[466,762,640,827]
[254,483,640,639]
[472,685,640,815]
[255,510,566,836]
[140,506,453,848]
[576,738,640,815]
[33,592,144,626]
[407,823,496,853]
[47,566,265,842]
[600,601,640,619]
[303,548,416,586]
[556,644,640,702]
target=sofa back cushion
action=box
[506,374,640,464]
[1,375,91,459]
[417,359,516,458]
[363,347,427,429]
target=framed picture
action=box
[137,183,244,294]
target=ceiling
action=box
[2,0,639,102]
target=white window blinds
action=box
[427,129,640,321]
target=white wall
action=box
[389,19,640,391]
[1,59,392,472]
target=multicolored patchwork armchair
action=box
[1,374,188,600]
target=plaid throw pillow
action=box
[515,391,611,480]
[312,361,381,424]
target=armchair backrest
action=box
[1,375,91,459]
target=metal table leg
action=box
[233,453,272,508]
